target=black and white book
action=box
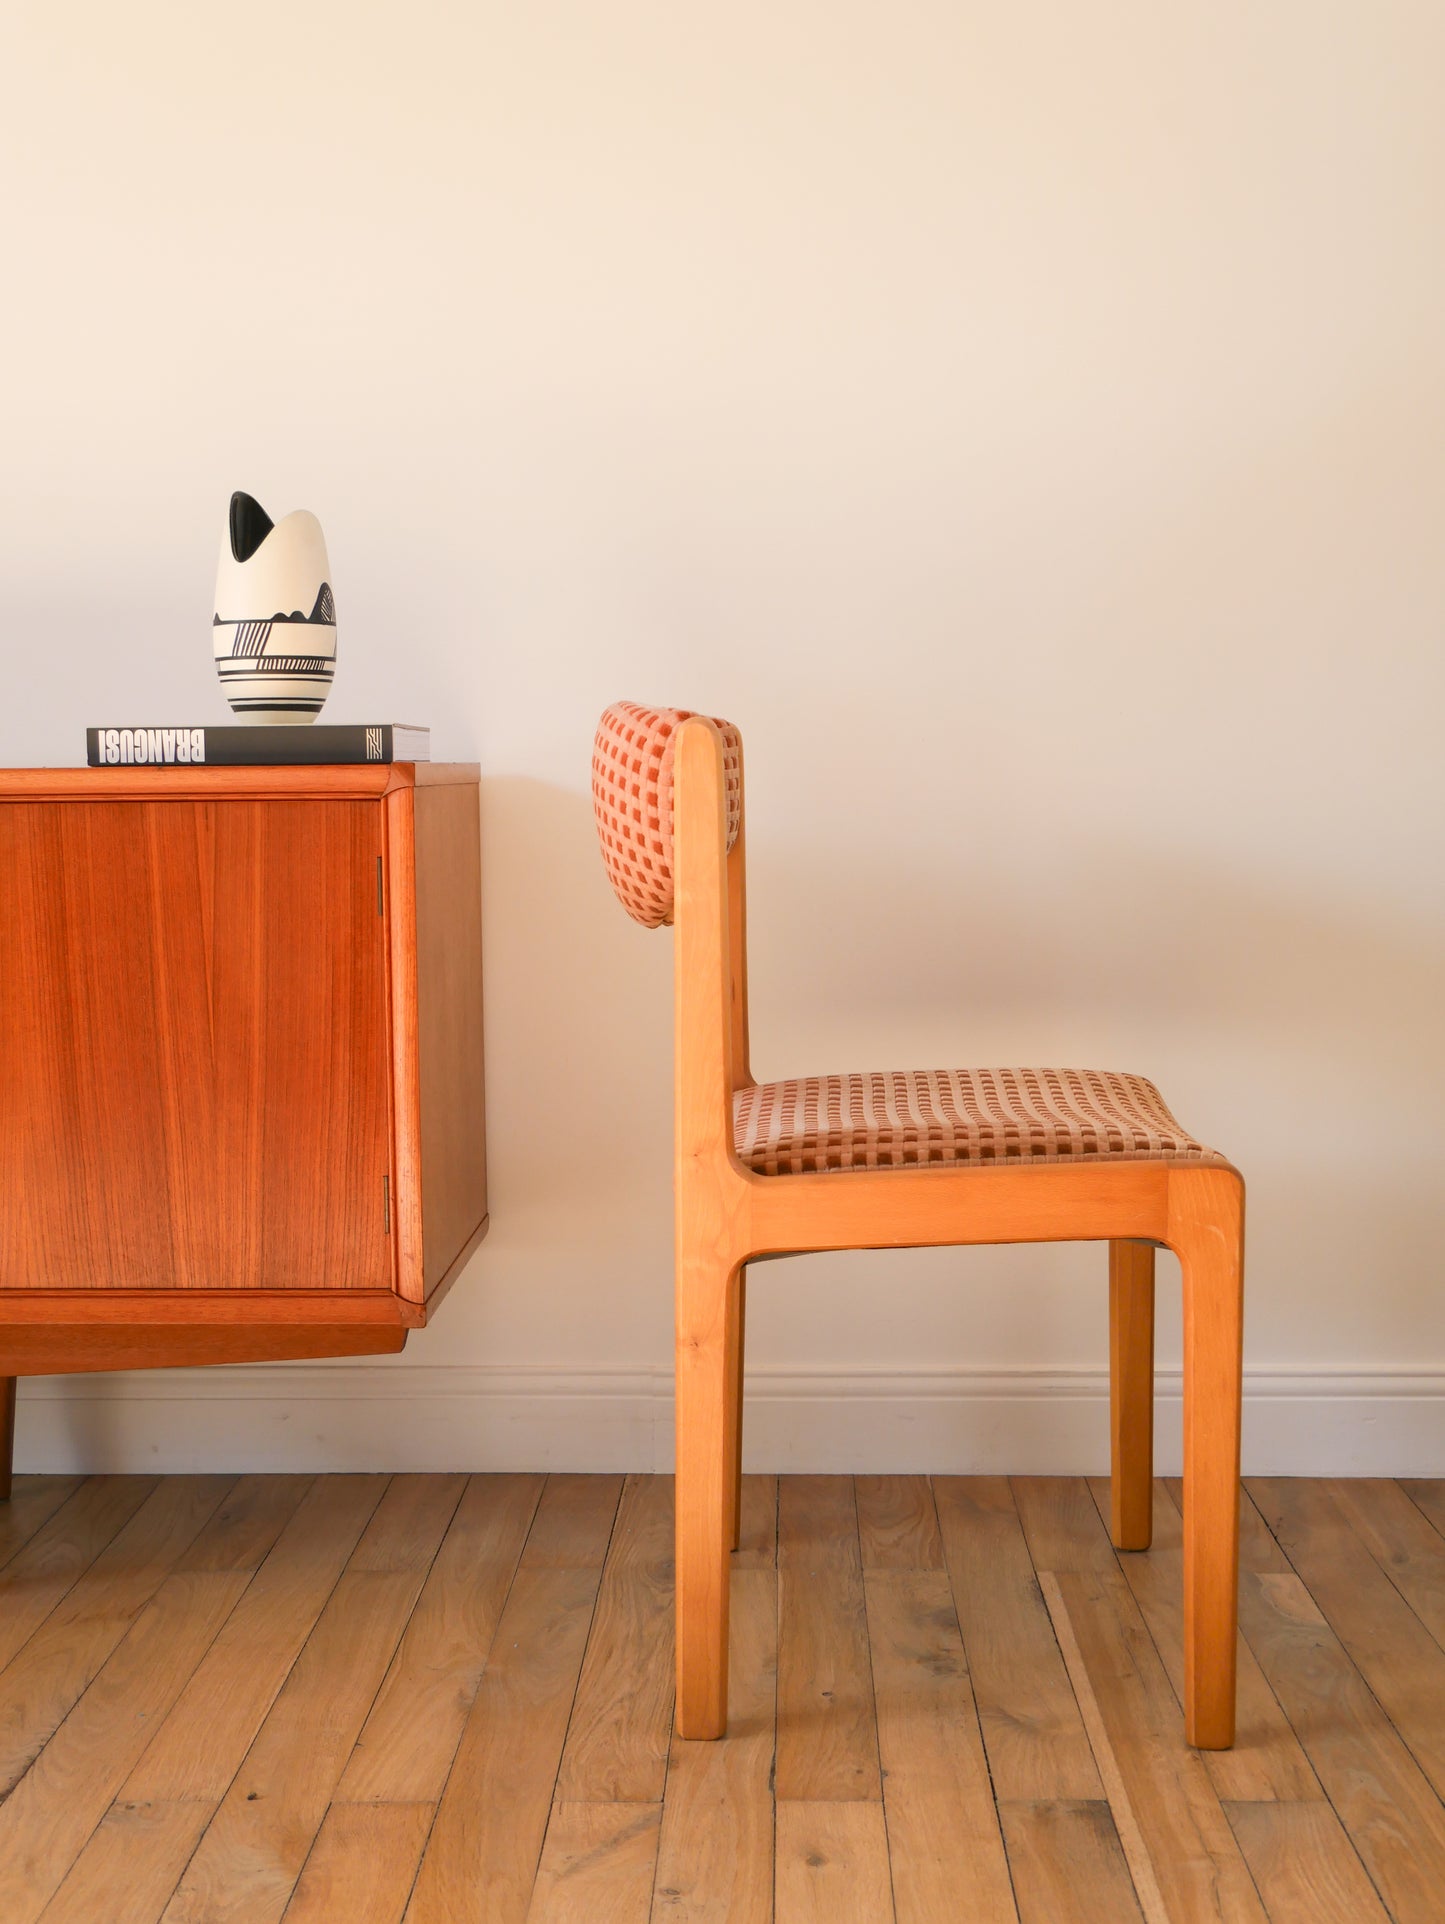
[86,724,431,768]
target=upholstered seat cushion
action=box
[733,1067,1224,1175]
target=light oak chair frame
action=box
[669,715,1244,1748]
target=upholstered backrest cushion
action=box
[592,701,742,927]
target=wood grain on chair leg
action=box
[675,1254,742,1739]
[728,1269,746,1554]
[0,1378,15,1502]
[1108,1240,1155,1551]
[671,718,748,1739]
[1171,1166,1245,1749]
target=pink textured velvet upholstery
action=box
[734,1068,1224,1174]
[593,701,742,927]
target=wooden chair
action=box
[592,701,1245,1749]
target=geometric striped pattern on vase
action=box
[213,493,337,724]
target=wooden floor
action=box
[2,1474,1444,1922]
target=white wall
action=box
[3,1,1442,1473]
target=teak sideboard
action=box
[0,762,487,1493]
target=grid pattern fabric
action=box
[733,1067,1225,1175]
[593,701,742,927]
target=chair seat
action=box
[733,1067,1224,1175]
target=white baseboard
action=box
[13,1364,1445,1477]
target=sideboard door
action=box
[0,799,392,1292]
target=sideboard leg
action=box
[0,1378,15,1501]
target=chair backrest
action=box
[592,701,743,928]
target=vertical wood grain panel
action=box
[0,799,390,1293]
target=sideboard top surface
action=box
[0,763,479,802]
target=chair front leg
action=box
[675,1251,743,1739]
[1174,1167,1245,1749]
[1109,1240,1156,1551]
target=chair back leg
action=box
[1109,1240,1157,1551]
[728,1268,747,1552]
[1173,1168,1246,1748]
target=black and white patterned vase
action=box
[212,492,337,723]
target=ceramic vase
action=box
[212,492,337,722]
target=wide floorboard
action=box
[0,1472,1440,1922]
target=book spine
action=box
[86,726,397,767]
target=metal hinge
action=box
[377,855,384,917]
[383,1174,391,1233]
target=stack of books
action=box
[85,724,430,767]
